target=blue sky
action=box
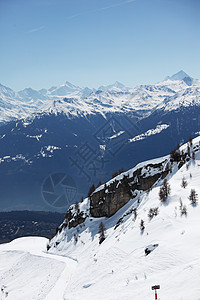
[0,0,199,91]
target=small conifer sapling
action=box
[181,177,187,188]
[189,189,198,206]
[159,179,171,202]
[99,221,106,244]
[140,219,145,232]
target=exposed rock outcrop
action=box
[58,207,88,232]
[90,160,169,218]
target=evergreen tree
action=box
[75,201,80,214]
[189,136,193,146]
[97,180,102,187]
[112,170,119,178]
[148,207,159,219]
[188,189,198,206]
[192,151,195,160]
[88,184,95,197]
[170,148,181,162]
[179,198,187,216]
[140,219,145,232]
[181,177,187,188]
[181,205,187,216]
[118,168,125,174]
[133,208,137,221]
[187,143,191,157]
[159,179,171,202]
[98,221,106,244]
[74,234,78,243]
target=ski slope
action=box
[0,237,77,300]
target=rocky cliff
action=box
[51,139,197,237]
[89,160,170,218]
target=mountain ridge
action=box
[0,71,199,125]
[0,71,200,212]
[45,135,200,299]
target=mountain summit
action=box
[169,70,190,80]
[98,81,128,91]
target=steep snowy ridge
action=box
[156,85,200,112]
[43,136,200,299]
[0,136,200,299]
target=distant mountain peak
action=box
[98,81,128,92]
[64,81,79,88]
[113,81,126,88]
[166,70,191,81]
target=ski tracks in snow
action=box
[0,237,77,300]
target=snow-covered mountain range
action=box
[1,135,200,299]
[0,71,200,212]
[0,71,199,124]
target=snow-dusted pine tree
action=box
[140,219,145,232]
[189,189,198,206]
[98,221,106,244]
[159,179,171,202]
[181,177,188,188]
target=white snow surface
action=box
[0,237,77,300]
[50,136,200,300]
[129,124,169,143]
[1,136,200,299]
[0,75,200,124]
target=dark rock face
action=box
[62,207,87,230]
[90,182,131,218]
[90,161,169,218]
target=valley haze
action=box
[0,70,200,212]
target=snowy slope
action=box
[0,84,41,124]
[156,85,200,112]
[46,136,200,300]
[0,237,77,300]
[0,141,200,298]
[0,136,200,299]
